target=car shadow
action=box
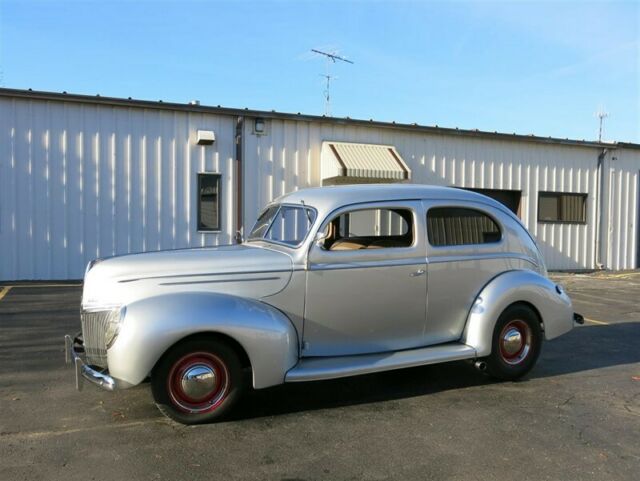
[230,322,640,421]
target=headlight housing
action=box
[105,306,126,349]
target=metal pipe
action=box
[234,116,244,243]
[474,360,487,372]
[595,149,607,269]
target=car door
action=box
[303,201,427,357]
[423,200,513,345]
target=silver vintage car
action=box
[65,184,582,424]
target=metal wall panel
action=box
[2,96,637,280]
[243,119,604,270]
[0,98,236,280]
[602,149,639,270]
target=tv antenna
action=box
[596,109,608,142]
[311,49,354,116]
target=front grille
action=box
[81,309,117,368]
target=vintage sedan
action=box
[65,184,582,424]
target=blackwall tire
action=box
[485,304,543,381]
[151,338,244,425]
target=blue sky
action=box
[1,0,638,142]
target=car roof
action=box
[275,183,508,218]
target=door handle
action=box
[411,269,426,277]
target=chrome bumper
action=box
[64,335,116,391]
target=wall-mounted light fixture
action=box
[254,118,266,135]
[196,130,215,145]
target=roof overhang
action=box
[321,141,411,185]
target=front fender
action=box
[462,270,573,357]
[107,292,299,389]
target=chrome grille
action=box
[81,309,116,368]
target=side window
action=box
[197,173,221,231]
[324,208,413,251]
[427,207,501,247]
[538,192,586,223]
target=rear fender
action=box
[107,292,299,389]
[462,270,573,357]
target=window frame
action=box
[426,205,503,248]
[537,192,587,225]
[197,172,222,233]
[316,202,419,254]
[246,202,318,249]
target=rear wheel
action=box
[151,338,244,424]
[485,304,542,380]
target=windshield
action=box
[248,204,317,247]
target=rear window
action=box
[427,207,501,247]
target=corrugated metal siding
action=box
[603,150,639,270]
[1,96,637,280]
[244,119,602,270]
[0,98,236,280]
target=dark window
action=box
[538,192,586,223]
[427,207,501,247]
[197,173,221,231]
[463,188,522,215]
[324,208,414,250]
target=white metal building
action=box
[0,88,638,280]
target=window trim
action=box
[318,203,419,252]
[246,202,318,248]
[197,172,222,233]
[537,192,587,225]
[426,205,503,248]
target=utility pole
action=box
[311,49,354,116]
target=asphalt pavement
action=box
[1,272,639,481]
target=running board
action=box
[285,343,477,383]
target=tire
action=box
[484,304,543,381]
[151,338,245,424]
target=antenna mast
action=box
[311,49,354,116]
[596,110,608,142]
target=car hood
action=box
[82,244,293,309]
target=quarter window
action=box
[538,192,587,223]
[197,173,221,231]
[427,207,501,247]
[324,208,413,250]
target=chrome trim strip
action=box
[427,252,535,265]
[309,257,427,271]
[119,268,293,283]
[159,276,282,286]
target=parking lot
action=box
[1,273,639,481]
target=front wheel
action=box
[484,304,543,381]
[151,338,244,424]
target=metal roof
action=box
[275,184,507,220]
[322,141,410,181]
[1,87,638,151]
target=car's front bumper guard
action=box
[64,335,116,392]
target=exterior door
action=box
[423,200,512,344]
[303,202,427,357]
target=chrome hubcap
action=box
[499,320,532,365]
[502,328,523,356]
[181,364,217,401]
[167,352,230,414]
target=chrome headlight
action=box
[105,306,126,349]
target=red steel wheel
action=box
[484,304,543,381]
[498,320,532,366]
[167,352,230,414]
[152,338,245,424]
